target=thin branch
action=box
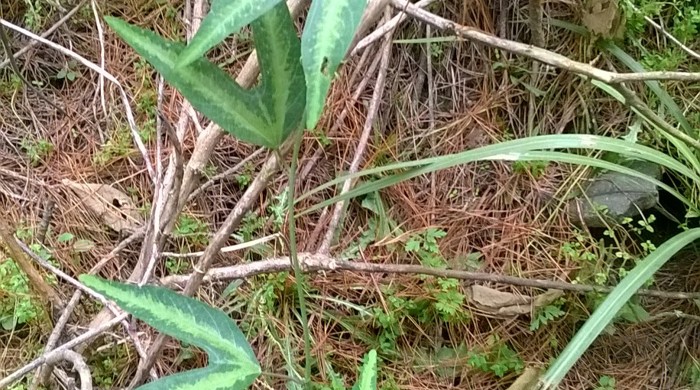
[352,0,435,56]
[0,314,127,390]
[186,148,265,202]
[48,351,92,390]
[389,0,700,83]
[161,252,700,300]
[161,233,281,258]
[0,218,62,311]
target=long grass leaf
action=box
[538,228,700,388]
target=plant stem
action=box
[284,129,312,387]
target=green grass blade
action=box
[104,17,276,147]
[602,42,693,134]
[80,275,261,389]
[548,18,693,135]
[253,2,306,146]
[301,0,369,129]
[177,0,281,67]
[297,135,700,215]
[538,228,700,389]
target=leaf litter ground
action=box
[1,0,700,389]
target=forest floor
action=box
[2,0,700,389]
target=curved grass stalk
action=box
[538,228,700,388]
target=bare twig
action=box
[186,148,265,202]
[162,233,281,258]
[0,314,127,390]
[389,0,700,83]
[0,218,62,311]
[36,199,55,245]
[318,13,394,254]
[161,252,700,300]
[32,291,82,388]
[50,351,93,390]
[0,0,89,69]
[352,0,435,56]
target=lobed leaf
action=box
[104,16,276,147]
[177,0,281,67]
[301,0,368,129]
[252,2,306,146]
[80,275,260,389]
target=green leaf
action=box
[253,2,306,146]
[539,228,700,389]
[301,0,368,129]
[602,42,693,135]
[79,275,261,390]
[352,350,377,390]
[104,16,273,147]
[177,0,282,67]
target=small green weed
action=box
[405,228,467,322]
[530,300,566,331]
[55,60,80,81]
[22,0,45,31]
[21,137,53,166]
[165,257,189,274]
[173,214,209,248]
[235,162,255,187]
[268,189,289,230]
[88,345,130,389]
[466,336,524,378]
[93,126,136,166]
[513,160,548,178]
[0,74,22,96]
[0,234,57,330]
[237,211,265,242]
[594,375,616,390]
[0,259,43,330]
[682,358,700,388]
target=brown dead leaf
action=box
[62,179,142,232]
[469,285,565,316]
[582,0,625,40]
[507,367,542,390]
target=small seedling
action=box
[21,137,53,166]
[55,60,80,81]
[594,375,616,390]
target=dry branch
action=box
[0,218,62,313]
[390,0,700,84]
[0,314,127,390]
[161,252,700,300]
